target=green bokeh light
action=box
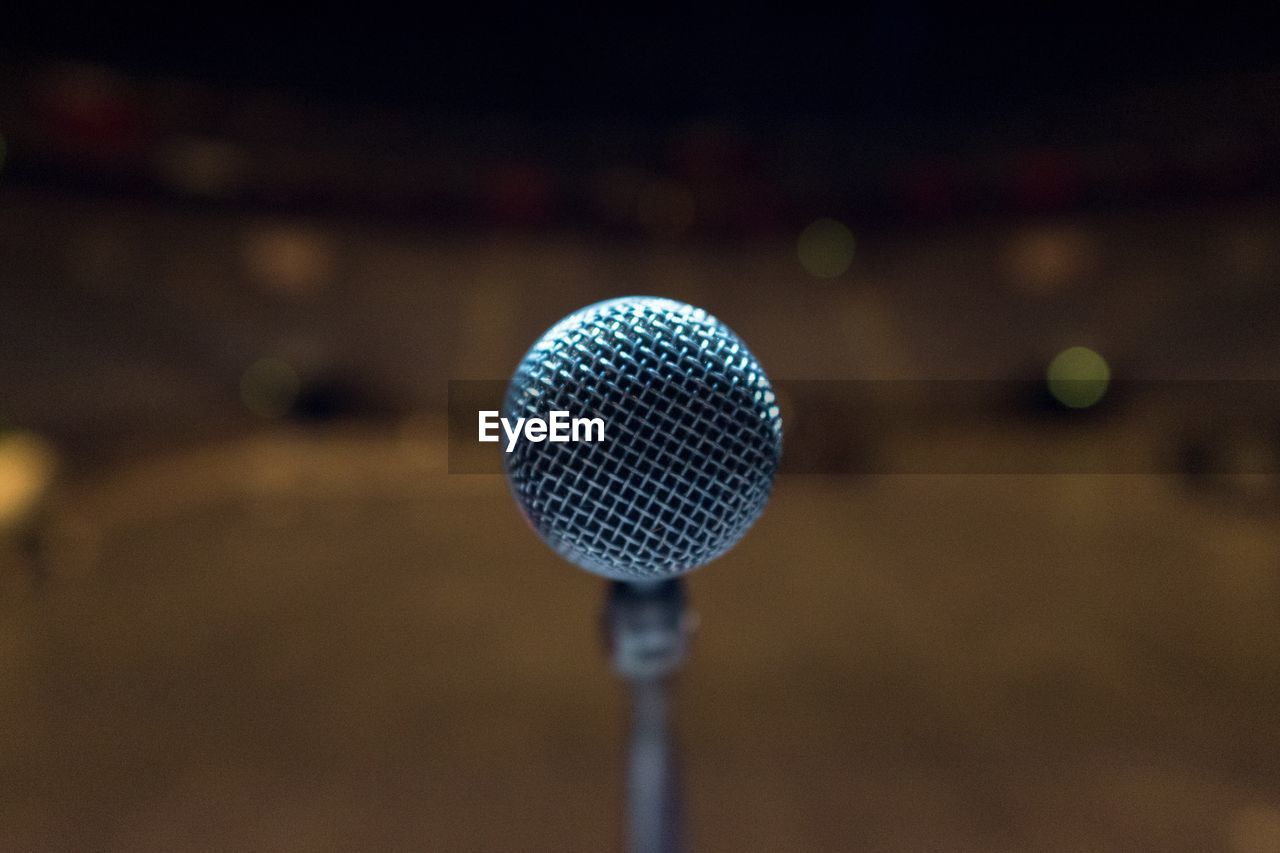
[1047,346,1111,409]
[797,218,856,278]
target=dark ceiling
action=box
[5,8,1278,122]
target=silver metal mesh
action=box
[503,297,783,581]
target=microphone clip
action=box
[603,579,694,682]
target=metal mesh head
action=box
[503,297,783,581]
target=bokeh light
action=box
[0,431,57,531]
[1047,346,1111,409]
[797,218,856,278]
[1002,226,1098,295]
[153,136,247,197]
[240,357,301,418]
[1231,803,1280,853]
[242,226,335,297]
[39,63,142,162]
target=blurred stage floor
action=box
[2,426,1279,852]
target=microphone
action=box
[501,296,780,853]
[502,296,783,581]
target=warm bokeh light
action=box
[240,357,301,418]
[1231,803,1280,853]
[0,432,57,531]
[797,217,856,278]
[1047,346,1111,408]
[1002,226,1098,295]
[152,136,248,197]
[241,226,336,297]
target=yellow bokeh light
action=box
[1047,346,1110,409]
[240,357,301,418]
[0,432,57,531]
[797,218,856,278]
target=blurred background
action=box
[3,8,1280,852]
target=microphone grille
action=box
[503,297,782,581]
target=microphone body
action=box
[502,297,781,853]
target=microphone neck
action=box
[604,579,690,682]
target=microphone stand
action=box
[603,579,692,853]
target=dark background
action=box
[5,8,1279,121]
[2,10,1280,852]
